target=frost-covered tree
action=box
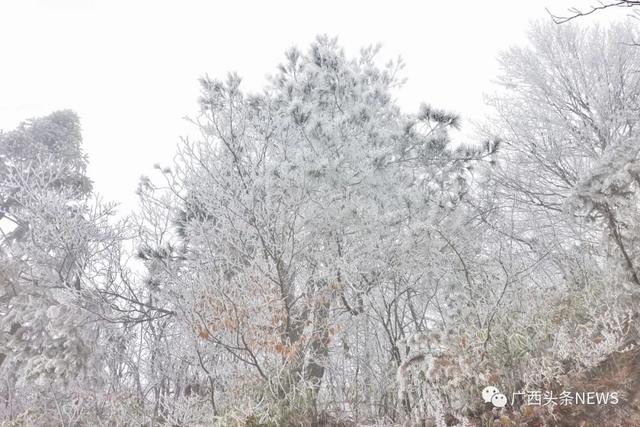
[482,21,640,283]
[136,36,489,424]
[472,21,640,426]
[0,111,128,425]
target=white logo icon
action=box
[491,393,507,408]
[482,386,500,403]
[482,386,507,408]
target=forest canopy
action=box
[2,20,640,427]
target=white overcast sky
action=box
[0,0,620,212]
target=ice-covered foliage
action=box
[0,112,128,424]
[133,35,490,424]
[3,21,640,427]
